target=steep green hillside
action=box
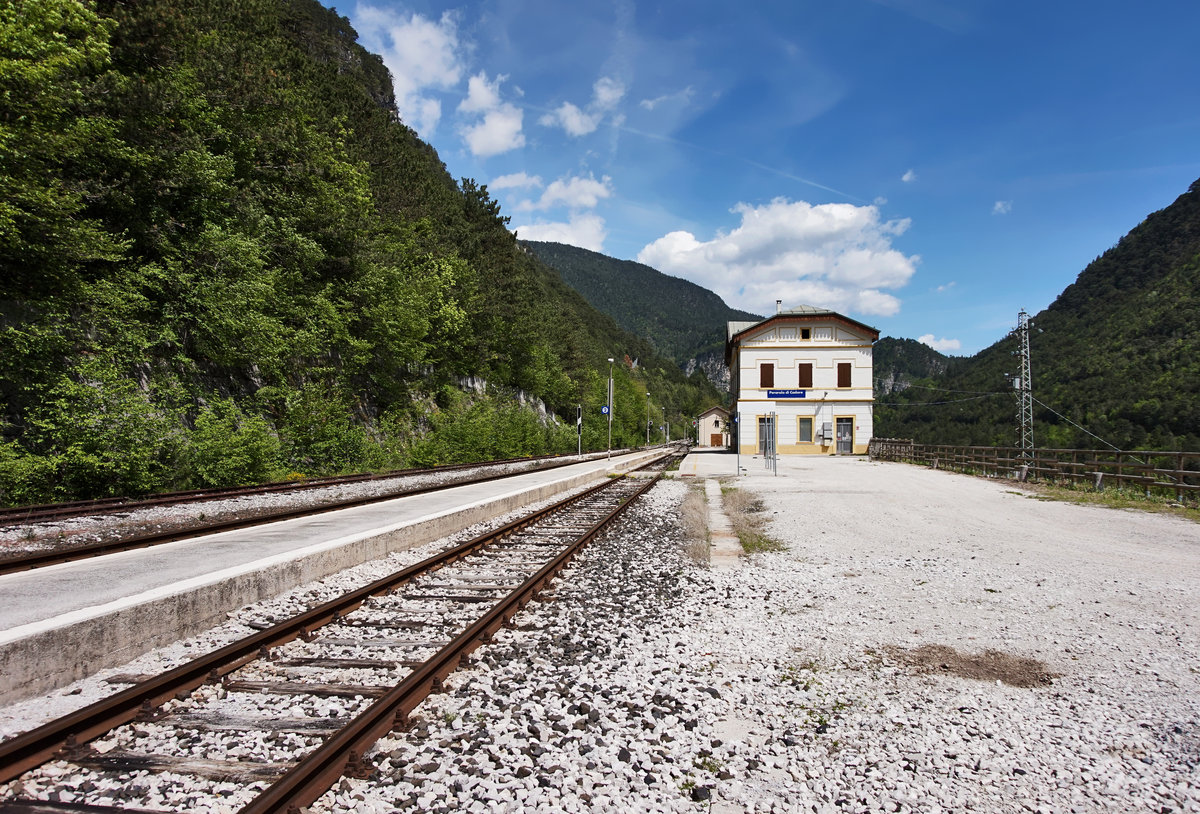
[0,0,718,503]
[877,178,1200,451]
[523,241,762,365]
[873,337,958,395]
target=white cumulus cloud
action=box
[457,72,525,157]
[490,172,543,191]
[512,213,608,251]
[917,334,962,353]
[540,76,626,137]
[636,198,919,317]
[993,200,1013,215]
[902,169,917,183]
[514,174,613,212]
[352,6,462,136]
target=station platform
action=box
[676,447,743,478]
[0,450,663,704]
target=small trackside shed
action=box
[695,405,730,448]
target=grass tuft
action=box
[722,484,786,554]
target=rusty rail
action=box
[0,454,671,787]
[0,451,620,577]
[0,451,619,527]
[240,467,666,813]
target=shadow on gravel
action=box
[882,644,1058,688]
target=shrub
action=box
[186,398,281,487]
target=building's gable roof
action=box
[698,405,730,420]
[725,305,879,365]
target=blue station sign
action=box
[767,389,807,399]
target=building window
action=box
[798,363,813,388]
[760,363,774,388]
[801,328,811,340]
[837,362,852,388]
[798,417,813,443]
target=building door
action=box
[710,433,723,447]
[836,417,853,454]
[758,416,773,454]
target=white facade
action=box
[695,406,730,448]
[727,306,878,455]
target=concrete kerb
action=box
[704,479,743,570]
[0,451,662,705]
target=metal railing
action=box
[868,438,1200,502]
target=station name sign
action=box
[767,389,807,398]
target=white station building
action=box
[726,304,878,455]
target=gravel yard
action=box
[3,455,1198,812]
[310,456,1200,812]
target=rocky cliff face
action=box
[684,351,730,392]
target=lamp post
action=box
[607,357,614,458]
[661,406,666,445]
[645,392,650,446]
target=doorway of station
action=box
[836,417,853,455]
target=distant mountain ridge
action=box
[528,176,1200,452]
[522,241,761,387]
[877,177,1200,450]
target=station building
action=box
[694,405,730,448]
[726,304,878,455]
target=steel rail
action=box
[0,454,671,786]
[0,451,618,527]
[0,450,631,577]
[238,469,665,814]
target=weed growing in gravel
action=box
[1011,482,1198,521]
[678,483,710,564]
[721,485,786,554]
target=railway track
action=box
[0,453,677,812]
[0,451,626,577]
[0,451,616,528]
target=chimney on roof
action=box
[776,300,782,314]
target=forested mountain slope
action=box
[872,338,958,395]
[0,0,718,503]
[877,178,1200,451]
[523,241,761,370]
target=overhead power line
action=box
[877,392,1004,407]
[873,379,1005,396]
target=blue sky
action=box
[341,0,1200,355]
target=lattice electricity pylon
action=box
[1015,309,1034,459]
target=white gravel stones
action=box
[4,457,1199,813]
[313,461,1199,813]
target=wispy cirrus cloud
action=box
[540,77,627,137]
[639,85,695,111]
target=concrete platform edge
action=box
[0,452,661,705]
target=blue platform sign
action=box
[600,405,610,414]
[767,389,807,399]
